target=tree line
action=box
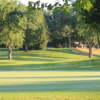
[28,0,100,58]
[0,0,100,59]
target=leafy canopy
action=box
[0,0,27,48]
[28,0,96,14]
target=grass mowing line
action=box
[24,63,34,70]
[21,64,30,70]
[13,56,46,70]
[21,57,37,70]
[72,60,74,67]
[45,63,48,68]
[91,59,96,66]
[0,71,100,92]
[53,63,55,68]
[78,60,80,67]
[85,59,88,66]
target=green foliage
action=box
[52,10,71,38]
[44,10,73,47]
[24,12,38,48]
[0,0,27,48]
[27,0,96,14]
[71,14,86,43]
[72,0,95,11]
[25,10,50,50]
[80,0,100,29]
[36,26,49,50]
[62,25,73,37]
[76,19,98,47]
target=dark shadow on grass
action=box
[0,80,100,92]
[0,75,100,79]
[0,48,19,51]
[0,57,100,71]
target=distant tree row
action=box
[43,0,100,58]
[0,0,100,59]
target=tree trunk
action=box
[98,38,99,49]
[68,36,71,48]
[88,38,95,58]
[25,45,28,52]
[98,44,99,49]
[8,43,12,59]
[89,47,93,58]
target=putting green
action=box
[0,71,100,91]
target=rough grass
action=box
[72,48,100,55]
[0,48,100,100]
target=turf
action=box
[0,48,100,70]
[0,91,100,100]
[0,48,100,100]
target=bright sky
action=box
[19,0,63,5]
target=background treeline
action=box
[0,0,100,58]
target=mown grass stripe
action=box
[91,59,96,66]
[85,59,88,66]
[72,60,74,67]
[53,63,55,68]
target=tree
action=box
[77,22,98,58]
[76,0,100,57]
[35,25,49,50]
[0,0,27,59]
[27,0,97,50]
[24,10,50,50]
[80,0,100,29]
[44,10,72,48]
[28,0,96,14]
[34,10,50,50]
[62,25,73,48]
[71,13,86,48]
[24,12,38,51]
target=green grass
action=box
[0,48,100,70]
[0,48,100,100]
[0,91,100,100]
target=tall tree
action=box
[0,0,27,59]
[34,10,50,50]
[77,0,100,57]
[77,22,98,58]
[24,12,38,51]
[24,10,50,50]
[62,25,73,48]
[45,10,72,48]
[71,13,86,48]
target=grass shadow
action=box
[0,80,100,92]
